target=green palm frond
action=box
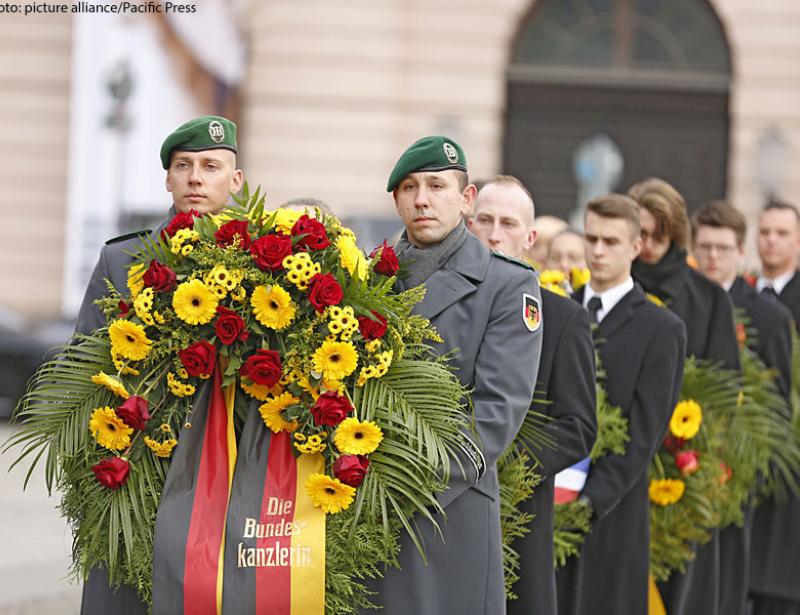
[4,333,114,491]
[498,447,540,599]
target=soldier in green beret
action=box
[363,136,544,614]
[75,115,243,615]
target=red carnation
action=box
[215,219,252,249]
[370,240,400,276]
[675,450,700,476]
[292,215,330,251]
[143,260,177,292]
[162,209,200,239]
[240,349,282,387]
[358,311,388,341]
[250,234,293,271]
[214,306,249,345]
[92,457,130,490]
[307,273,343,313]
[116,396,150,431]
[333,454,370,487]
[178,340,217,378]
[310,391,353,427]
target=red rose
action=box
[675,450,700,476]
[178,340,217,377]
[240,349,282,387]
[291,215,330,251]
[370,240,400,276]
[118,300,130,317]
[333,454,370,487]
[215,219,252,249]
[116,396,150,431]
[663,435,685,454]
[92,457,130,490]
[162,209,200,239]
[250,234,293,271]
[143,260,177,292]
[307,273,343,313]
[310,391,353,427]
[215,306,249,345]
[358,311,388,340]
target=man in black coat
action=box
[629,178,741,615]
[555,194,686,615]
[74,116,243,615]
[692,200,796,615]
[750,200,800,615]
[469,175,598,615]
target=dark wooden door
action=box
[503,81,729,219]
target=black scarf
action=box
[631,243,688,303]
[394,221,469,290]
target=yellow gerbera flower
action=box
[649,478,685,506]
[89,406,133,451]
[271,207,304,235]
[144,436,178,458]
[259,392,300,433]
[251,285,297,330]
[669,400,703,440]
[241,377,283,401]
[312,340,358,381]
[539,269,566,286]
[336,234,369,281]
[127,263,145,298]
[334,417,383,455]
[305,473,356,514]
[91,372,129,399]
[172,279,219,325]
[109,319,152,361]
[569,267,591,290]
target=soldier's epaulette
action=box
[490,250,535,271]
[105,229,152,246]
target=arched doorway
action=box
[503,0,732,221]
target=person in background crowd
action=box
[555,194,686,615]
[629,177,741,615]
[469,175,597,615]
[363,137,544,615]
[756,200,800,329]
[526,215,568,268]
[750,199,800,615]
[545,229,587,276]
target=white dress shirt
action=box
[583,277,635,323]
[756,269,796,295]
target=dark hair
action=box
[763,199,800,224]
[586,194,641,238]
[455,170,469,192]
[628,177,690,249]
[692,200,747,246]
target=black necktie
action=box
[587,296,603,324]
[761,286,778,302]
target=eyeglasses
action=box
[694,243,738,255]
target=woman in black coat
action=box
[629,178,742,615]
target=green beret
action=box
[386,135,467,192]
[160,115,238,169]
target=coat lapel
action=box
[414,234,490,321]
[596,285,645,339]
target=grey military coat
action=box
[362,232,543,615]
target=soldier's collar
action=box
[443,233,490,282]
